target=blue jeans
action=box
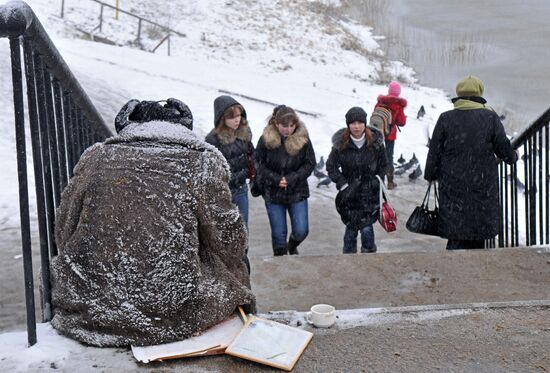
[265,199,309,249]
[343,224,376,253]
[232,185,249,227]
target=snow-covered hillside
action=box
[1,0,452,230]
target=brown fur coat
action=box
[50,121,255,347]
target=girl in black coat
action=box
[206,95,254,226]
[424,76,517,250]
[326,107,388,253]
[255,105,316,256]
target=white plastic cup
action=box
[306,304,336,328]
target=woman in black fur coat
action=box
[206,95,254,226]
[255,105,316,256]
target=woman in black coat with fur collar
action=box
[206,95,254,226]
[255,105,316,256]
[327,107,387,253]
[425,76,517,250]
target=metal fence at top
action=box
[60,0,186,55]
[495,108,550,248]
[0,0,113,346]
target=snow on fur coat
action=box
[326,128,387,230]
[50,120,256,347]
[205,122,253,193]
[255,121,316,204]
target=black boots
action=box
[273,247,287,256]
[387,171,396,190]
[272,238,301,256]
[287,238,300,255]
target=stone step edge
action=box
[258,299,550,332]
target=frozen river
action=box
[353,0,550,130]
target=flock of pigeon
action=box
[313,153,423,188]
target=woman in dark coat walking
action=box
[327,107,387,253]
[424,76,518,250]
[206,95,254,226]
[255,105,316,256]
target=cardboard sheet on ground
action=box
[225,316,313,371]
[131,315,243,363]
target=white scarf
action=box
[351,133,366,149]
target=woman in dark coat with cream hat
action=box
[425,76,517,250]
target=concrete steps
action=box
[249,246,550,313]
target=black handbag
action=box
[247,143,262,197]
[406,182,439,236]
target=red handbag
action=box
[376,175,397,232]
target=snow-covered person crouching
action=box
[206,95,254,226]
[255,105,316,256]
[327,107,387,253]
[424,76,518,250]
[375,81,407,189]
[50,98,256,347]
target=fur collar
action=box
[207,122,251,145]
[262,121,309,156]
[377,94,407,107]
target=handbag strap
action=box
[433,182,439,209]
[421,182,432,207]
[375,175,392,209]
[422,182,439,209]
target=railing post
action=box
[42,67,62,212]
[539,130,544,245]
[10,36,37,347]
[52,80,68,190]
[22,38,53,323]
[168,34,171,56]
[137,18,142,41]
[60,0,65,18]
[62,93,74,177]
[32,50,55,321]
[529,137,537,245]
[512,163,519,247]
[546,124,549,245]
[99,4,104,33]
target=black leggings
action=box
[385,139,395,174]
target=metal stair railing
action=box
[0,0,113,346]
[494,109,550,248]
[61,0,186,55]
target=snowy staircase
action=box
[249,247,550,313]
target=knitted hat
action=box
[456,75,484,97]
[345,107,367,126]
[115,98,193,133]
[213,95,247,127]
[388,81,401,97]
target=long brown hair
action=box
[341,127,374,150]
[215,104,248,134]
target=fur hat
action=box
[213,95,247,128]
[388,81,401,97]
[115,98,193,133]
[345,107,367,126]
[455,75,484,97]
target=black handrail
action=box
[1,1,114,346]
[494,108,550,248]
